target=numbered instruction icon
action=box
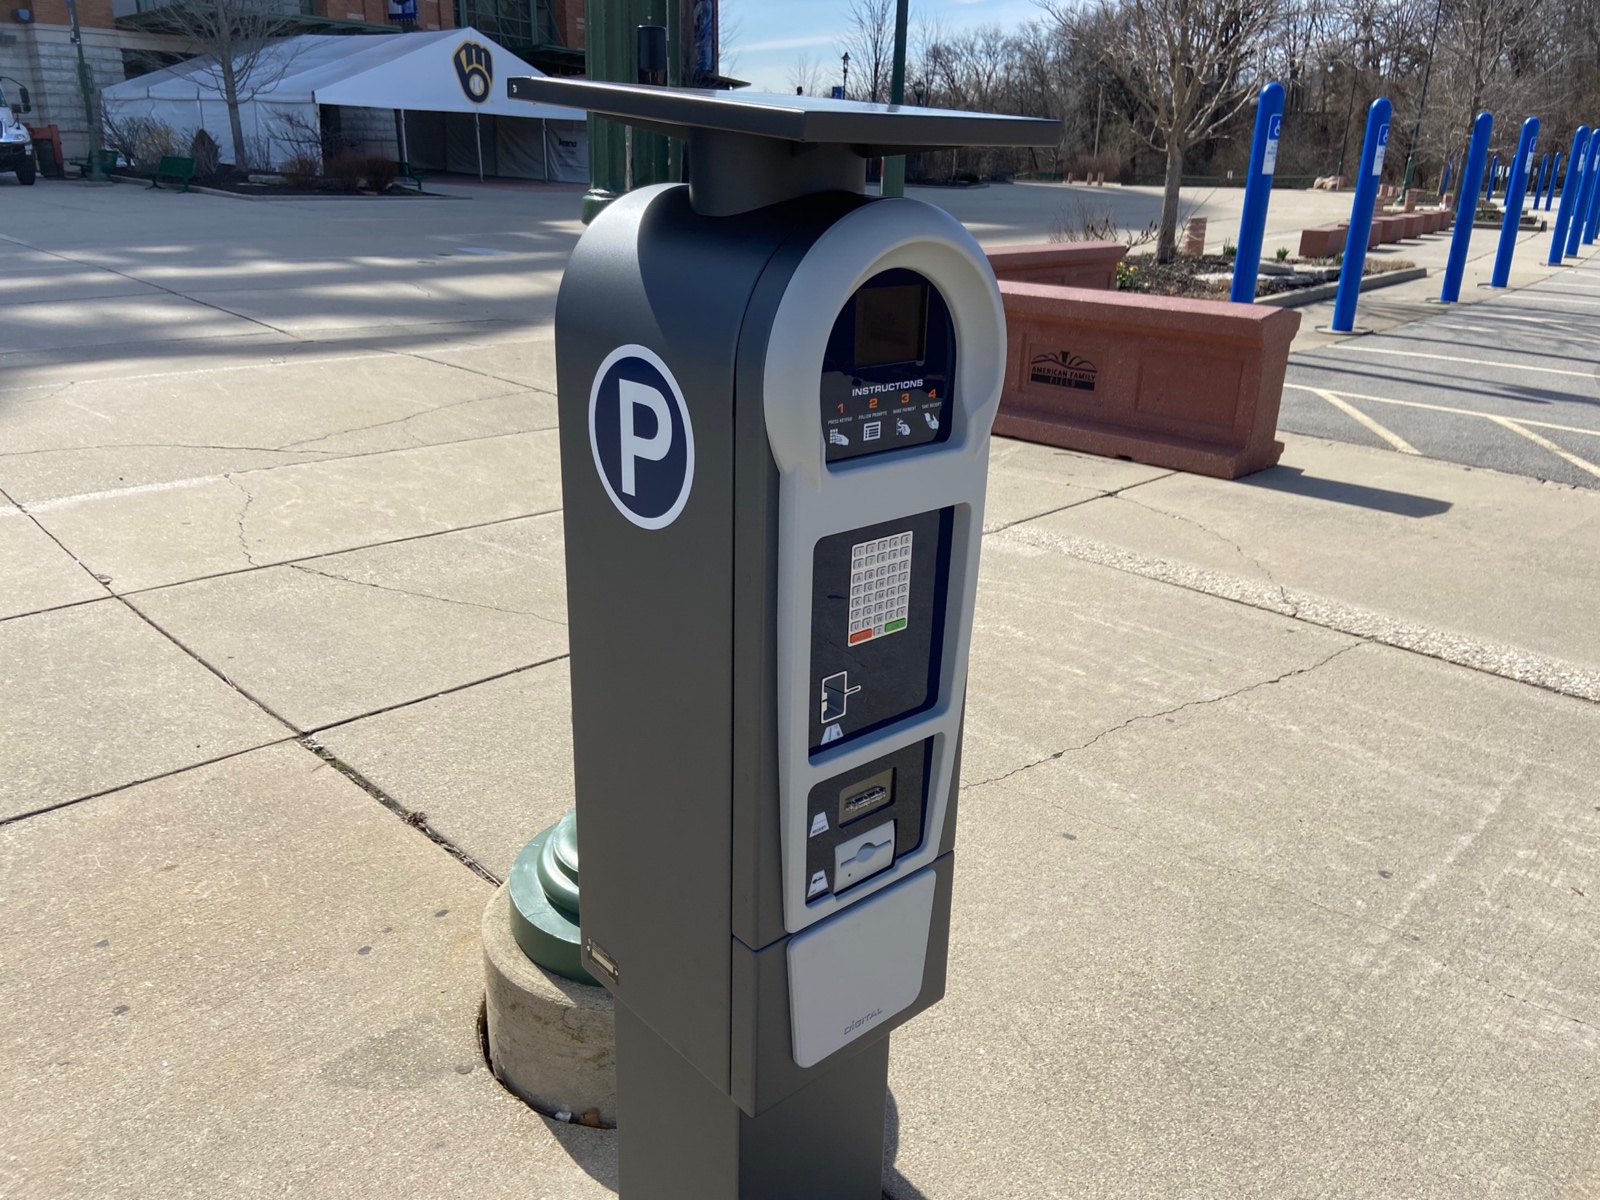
[588,345,695,530]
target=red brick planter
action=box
[1373,215,1406,244]
[994,283,1301,479]
[1299,225,1347,258]
[986,241,1127,291]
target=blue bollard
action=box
[1583,141,1600,243]
[1533,152,1551,208]
[1484,154,1499,200]
[1565,132,1600,255]
[1548,127,1589,264]
[1331,98,1393,333]
[1440,154,1454,198]
[1490,117,1539,288]
[1440,112,1494,303]
[1230,82,1285,304]
[1546,151,1562,210]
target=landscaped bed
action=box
[1115,252,1417,298]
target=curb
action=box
[106,172,438,201]
[1259,266,1429,308]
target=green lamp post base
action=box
[507,809,597,986]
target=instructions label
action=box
[1372,123,1390,176]
[1263,114,1282,176]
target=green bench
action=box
[398,160,427,191]
[69,150,118,178]
[149,155,196,192]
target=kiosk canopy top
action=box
[505,78,1061,154]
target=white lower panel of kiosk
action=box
[787,867,935,1068]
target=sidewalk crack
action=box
[983,470,1178,535]
[287,562,568,627]
[965,641,1365,791]
[1115,493,1299,616]
[223,474,260,567]
[276,386,534,452]
[0,442,340,461]
[297,735,501,886]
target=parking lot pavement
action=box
[1282,247,1600,487]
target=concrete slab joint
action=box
[482,882,617,1127]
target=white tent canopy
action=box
[101,28,587,179]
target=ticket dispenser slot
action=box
[511,75,1057,1200]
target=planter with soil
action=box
[986,240,1127,291]
[993,280,1301,479]
[1113,252,1415,301]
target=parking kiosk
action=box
[507,78,1058,1199]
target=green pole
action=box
[630,0,672,188]
[879,0,910,197]
[582,0,628,223]
[65,0,107,181]
[582,0,681,223]
[507,809,597,985]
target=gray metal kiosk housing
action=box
[510,79,1057,1200]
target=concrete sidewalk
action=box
[2,183,1597,1200]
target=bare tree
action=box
[789,50,824,96]
[158,0,300,170]
[1049,0,1277,261]
[841,0,897,101]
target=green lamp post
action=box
[507,808,596,985]
[580,0,681,224]
[64,0,108,182]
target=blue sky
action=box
[720,0,1045,94]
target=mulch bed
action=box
[1117,253,1415,298]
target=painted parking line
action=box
[1283,383,1600,441]
[1306,388,1420,454]
[1482,414,1600,480]
[1320,345,1600,380]
[1492,292,1600,307]
[1432,315,1595,335]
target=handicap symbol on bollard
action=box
[1372,123,1391,175]
[1263,113,1283,175]
[588,345,695,530]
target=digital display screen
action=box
[820,270,955,464]
[854,285,927,368]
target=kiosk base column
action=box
[614,1004,889,1200]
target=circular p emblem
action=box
[589,345,694,530]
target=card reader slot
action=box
[802,740,929,905]
[839,768,894,826]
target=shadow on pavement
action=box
[1242,466,1453,517]
[883,1087,933,1200]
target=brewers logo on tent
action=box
[453,40,493,104]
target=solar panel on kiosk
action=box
[505,77,1061,154]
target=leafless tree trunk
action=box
[789,50,824,96]
[155,0,299,170]
[1048,0,1277,261]
[841,0,897,101]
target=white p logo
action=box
[619,379,671,497]
[588,345,695,530]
